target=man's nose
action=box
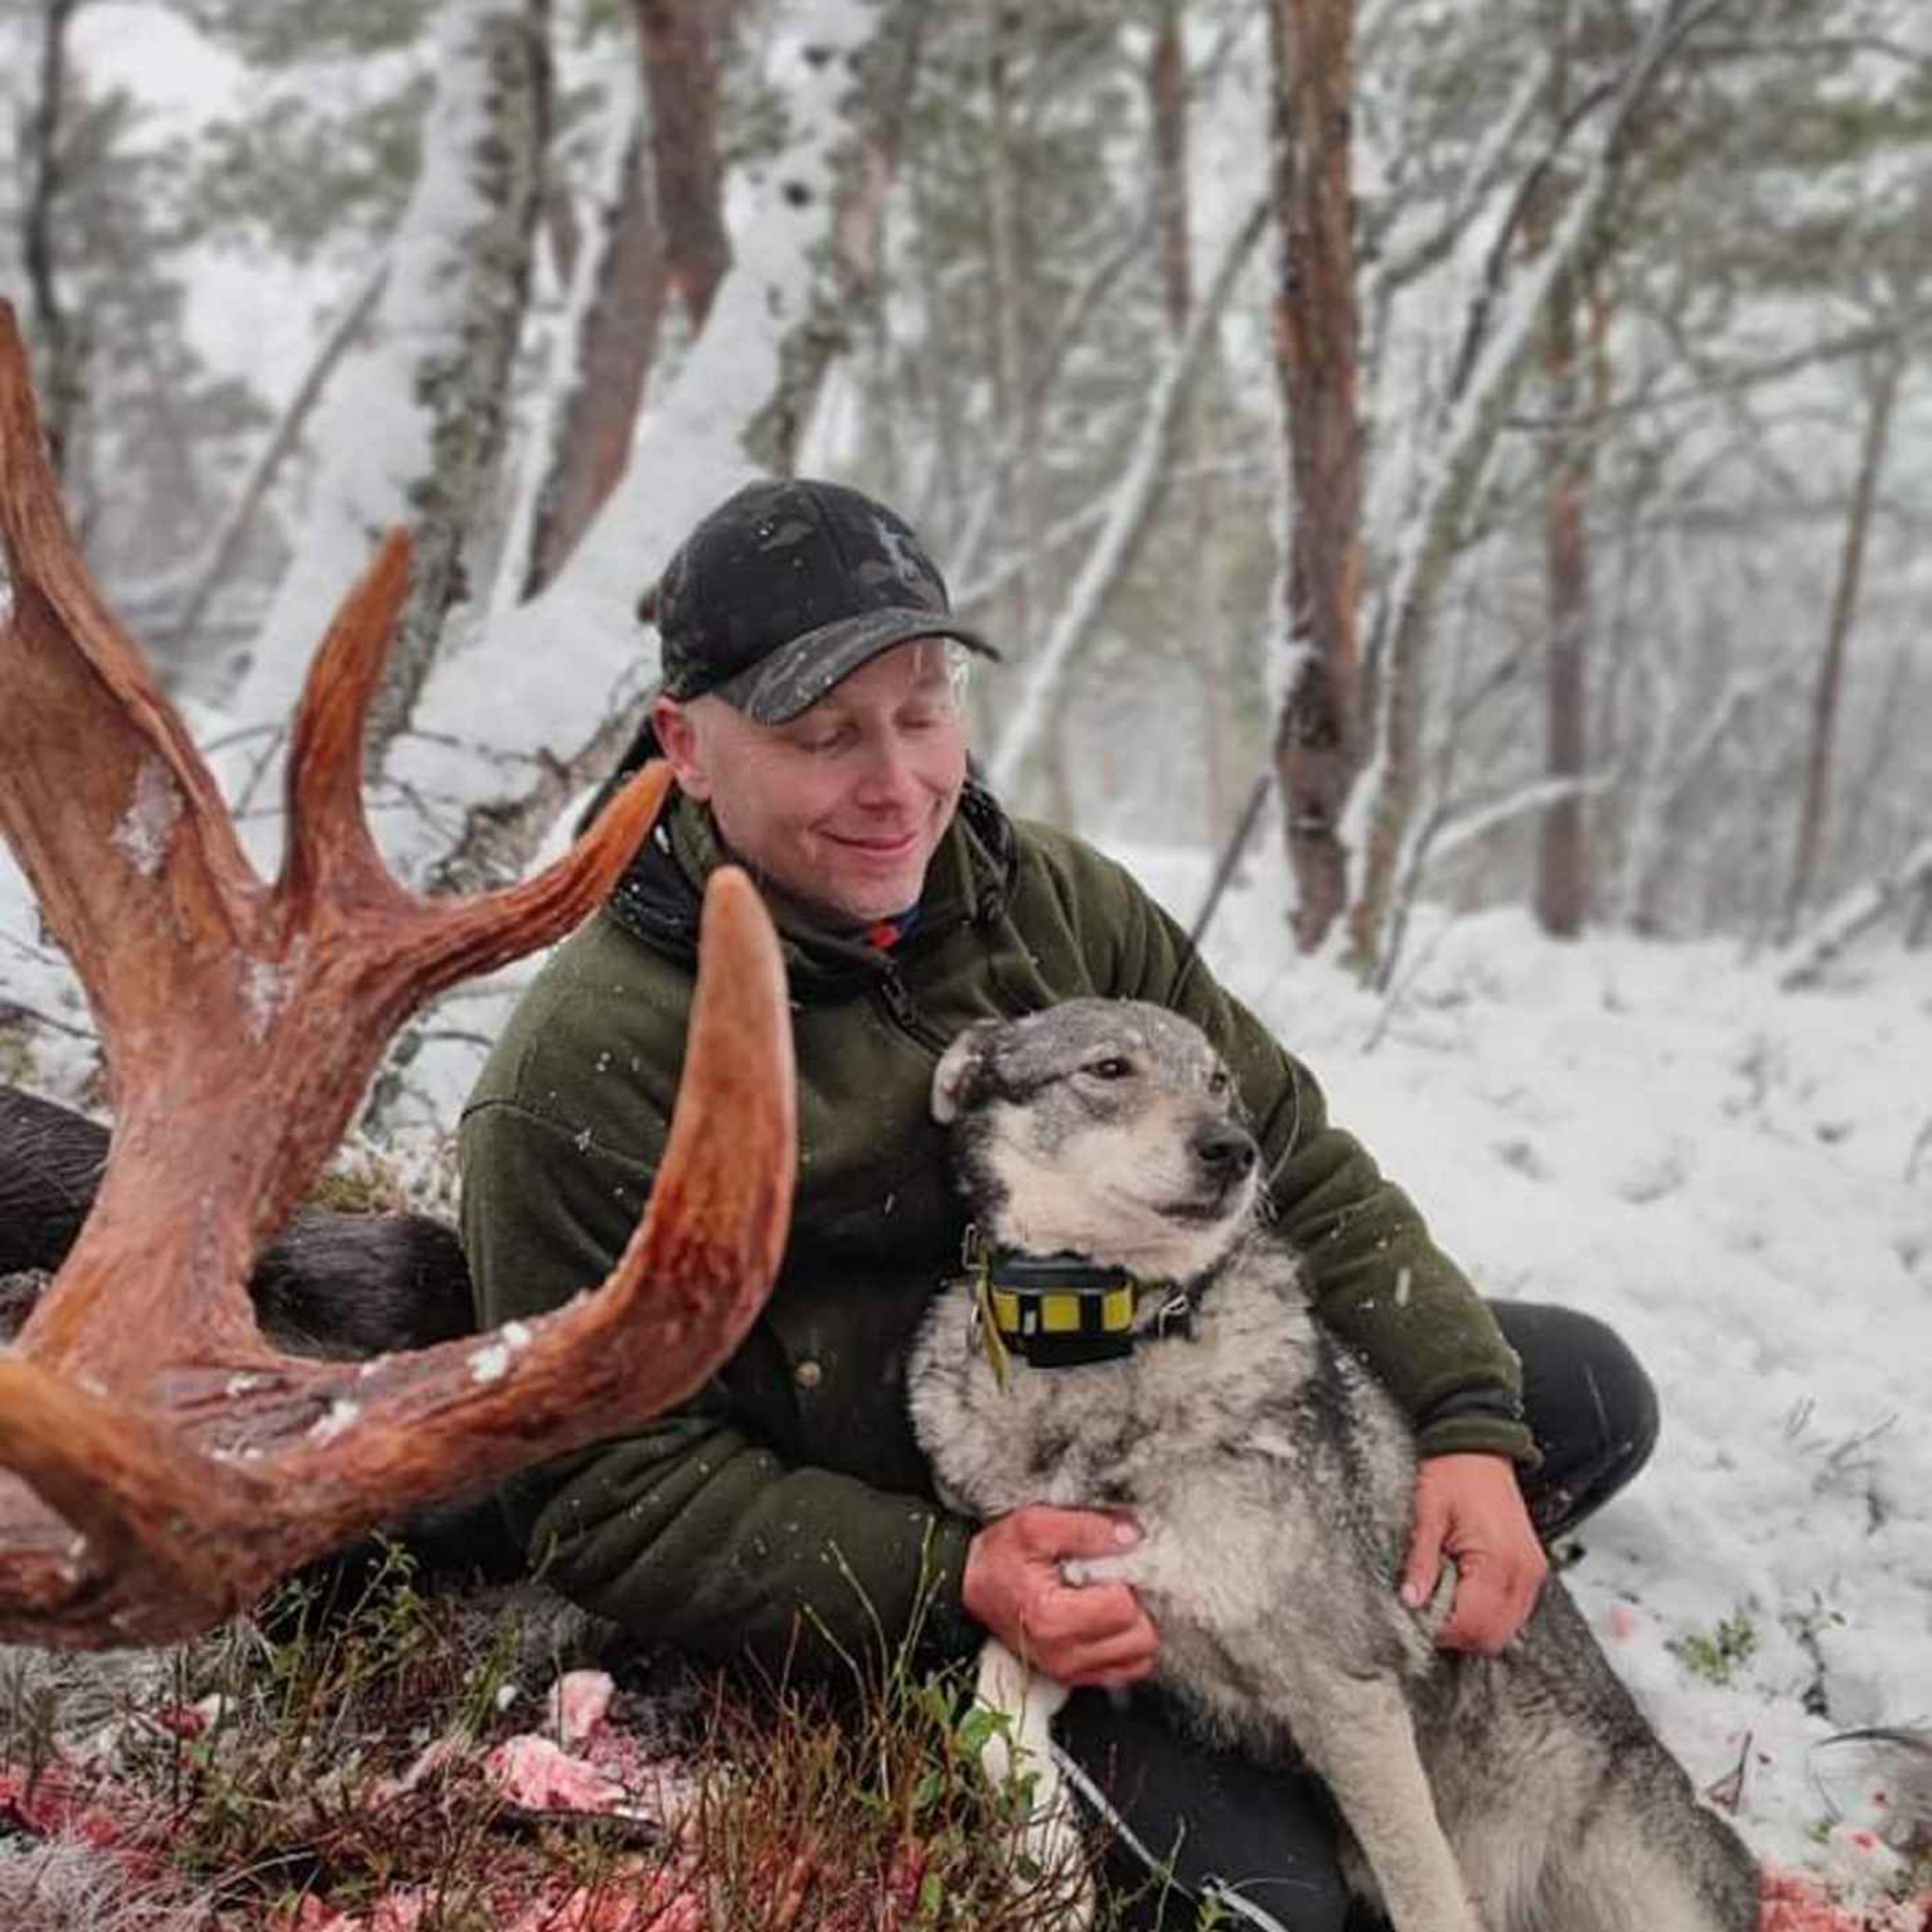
[851,732,921,802]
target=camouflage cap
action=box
[650,478,999,724]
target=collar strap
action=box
[960,1227,1195,1380]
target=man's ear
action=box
[652,695,712,800]
[931,1021,999,1125]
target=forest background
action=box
[3,0,1929,1128]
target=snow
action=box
[468,1340,511,1385]
[106,757,183,880]
[233,1,516,750]
[308,1398,361,1444]
[1110,838,1932,1889]
[1,3,1926,1911]
[241,951,298,1043]
[469,1322,531,1385]
[5,784,1927,1903]
[383,3,884,886]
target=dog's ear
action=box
[932,1020,1000,1125]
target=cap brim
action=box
[711,609,1001,725]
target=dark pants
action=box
[1054,1302,1661,1931]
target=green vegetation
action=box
[1667,1609,1760,1687]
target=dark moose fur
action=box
[0,1082,519,1586]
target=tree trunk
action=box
[1779,833,1932,990]
[741,0,933,473]
[171,266,390,677]
[1783,348,1902,938]
[638,0,734,330]
[395,0,912,924]
[1151,0,1193,337]
[1151,0,1242,849]
[1347,0,1716,977]
[1535,226,1591,931]
[367,0,553,767]
[1908,875,1932,952]
[986,5,1073,824]
[520,111,672,600]
[237,0,551,777]
[1267,0,1365,954]
[24,0,82,482]
[985,6,1047,659]
[1831,637,1915,883]
[984,196,1267,800]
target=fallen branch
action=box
[1777,833,1932,991]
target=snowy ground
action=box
[1121,841,1932,1899]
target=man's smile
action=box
[829,828,923,855]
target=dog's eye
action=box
[1084,1056,1133,1081]
[1208,1069,1231,1097]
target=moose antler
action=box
[0,300,795,1647]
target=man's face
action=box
[654,639,969,926]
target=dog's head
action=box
[933,1000,1260,1283]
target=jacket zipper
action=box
[873,963,951,1055]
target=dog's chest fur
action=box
[907,1237,1434,1754]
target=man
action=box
[460,478,1658,1929]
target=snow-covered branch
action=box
[164,263,389,683]
[1777,833,1932,991]
[234,0,548,761]
[1347,0,1730,969]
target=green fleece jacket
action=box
[459,786,1532,1681]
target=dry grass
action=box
[0,1546,1144,1931]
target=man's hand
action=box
[1400,1452,1548,1654]
[963,1504,1160,1689]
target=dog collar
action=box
[958,1225,1197,1385]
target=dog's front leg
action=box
[973,1639,1094,1926]
[1283,1667,1487,1932]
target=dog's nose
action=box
[1191,1126,1257,1177]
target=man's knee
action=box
[1490,1301,1660,1538]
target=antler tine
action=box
[278,527,415,912]
[0,296,798,1650]
[278,509,674,1012]
[384,761,677,1007]
[0,1360,276,1640]
[265,867,796,1548]
[0,301,260,1068]
[0,869,794,1648]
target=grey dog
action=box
[907,999,1759,1932]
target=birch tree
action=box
[1345,0,1725,975]
[231,0,550,781]
[366,0,909,886]
[24,0,84,481]
[1531,3,1596,941]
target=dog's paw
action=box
[1061,1549,1142,1591]
[1018,1801,1096,1929]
